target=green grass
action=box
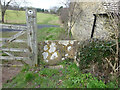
[3,60,118,88]
[0,27,65,42]
[4,10,60,25]
[37,13,60,25]
[37,27,65,41]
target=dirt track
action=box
[2,61,23,84]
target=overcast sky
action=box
[25,0,65,9]
[2,0,119,9]
[1,0,66,9]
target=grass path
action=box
[37,27,65,41]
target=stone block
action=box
[38,40,79,65]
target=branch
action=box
[2,0,12,12]
[105,58,116,72]
[115,65,120,71]
[69,2,77,22]
[69,8,82,30]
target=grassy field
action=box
[4,10,60,25]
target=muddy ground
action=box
[2,61,23,84]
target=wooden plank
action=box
[0,64,23,67]
[7,31,26,42]
[1,48,29,52]
[0,56,29,60]
[3,52,14,57]
[0,38,27,43]
[0,31,26,47]
[26,8,38,66]
[0,24,27,31]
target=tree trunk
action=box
[68,26,71,38]
[2,12,5,23]
[115,30,119,72]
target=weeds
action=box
[3,60,118,88]
[24,72,34,82]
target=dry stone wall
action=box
[38,40,80,65]
[71,2,116,41]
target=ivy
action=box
[78,39,114,69]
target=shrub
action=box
[78,39,114,69]
[77,39,119,88]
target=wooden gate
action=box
[0,8,37,66]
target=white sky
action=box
[2,0,119,9]
[2,0,66,9]
[25,0,65,9]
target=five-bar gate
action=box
[0,8,37,66]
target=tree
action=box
[0,0,26,23]
[0,0,12,23]
[57,6,63,15]
[41,9,44,12]
[59,0,82,39]
[44,9,49,13]
[50,6,59,14]
[102,1,120,74]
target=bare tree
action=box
[60,0,82,39]
[0,0,26,23]
[0,0,12,23]
[67,2,82,38]
[59,8,69,24]
[50,6,59,14]
[102,1,120,74]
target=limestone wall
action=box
[71,2,114,41]
[38,40,80,65]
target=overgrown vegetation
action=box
[3,60,118,88]
[78,39,114,69]
[78,39,119,87]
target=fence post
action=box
[26,8,38,66]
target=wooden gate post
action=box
[26,8,38,66]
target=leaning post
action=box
[26,8,38,66]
